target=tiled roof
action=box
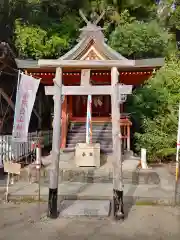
[15,59,39,69]
[59,23,127,61]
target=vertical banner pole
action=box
[81,69,92,145]
[12,71,21,145]
[35,137,41,218]
[86,95,92,144]
[11,71,21,182]
[175,103,180,204]
[5,172,10,202]
[36,138,41,202]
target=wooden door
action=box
[72,95,111,117]
[72,96,87,117]
[92,95,110,117]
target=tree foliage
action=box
[127,55,180,161]
[169,5,180,30]
[1,0,180,162]
[14,13,80,59]
[109,19,171,59]
[1,0,168,59]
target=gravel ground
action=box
[0,202,180,240]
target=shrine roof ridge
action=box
[59,23,128,61]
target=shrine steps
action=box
[65,122,112,153]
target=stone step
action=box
[66,139,113,145]
[67,133,112,139]
[70,123,112,127]
[66,143,113,150]
[63,148,76,153]
[62,148,113,153]
[67,138,112,142]
[67,139,112,144]
[70,126,112,131]
[69,129,112,133]
[18,166,160,186]
[67,122,113,151]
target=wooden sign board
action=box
[81,69,91,86]
[3,162,21,175]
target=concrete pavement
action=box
[0,164,179,205]
[0,175,179,207]
[0,203,180,240]
[1,181,177,204]
[0,151,179,205]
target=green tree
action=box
[109,20,173,59]
[127,55,180,162]
[0,0,86,58]
[83,0,157,36]
[14,19,76,59]
[169,5,180,30]
[13,0,83,59]
[2,0,167,59]
[86,0,157,20]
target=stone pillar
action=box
[48,67,62,218]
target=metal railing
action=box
[0,130,52,167]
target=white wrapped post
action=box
[141,148,149,169]
[36,145,41,169]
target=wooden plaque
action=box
[3,162,21,175]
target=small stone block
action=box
[75,143,100,167]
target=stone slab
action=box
[40,182,87,195]
[9,183,40,195]
[59,200,110,217]
[75,143,100,167]
[1,163,178,203]
[4,182,177,205]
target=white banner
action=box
[12,73,40,142]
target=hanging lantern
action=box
[119,83,127,103]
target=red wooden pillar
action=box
[127,125,130,151]
[123,125,126,150]
[69,96,73,119]
[120,103,123,113]
[61,96,68,148]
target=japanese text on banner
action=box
[12,73,40,142]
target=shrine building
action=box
[15,22,164,153]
